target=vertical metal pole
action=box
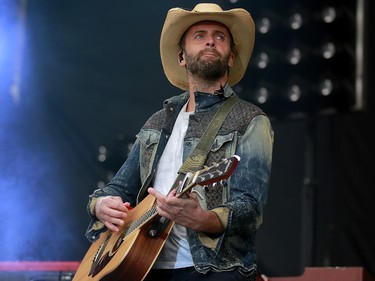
[10,0,27,105]
[301,118,316,268]
[354,0,365,111]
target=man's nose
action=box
[205,36,215,47]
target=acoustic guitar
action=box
[73,155,240,281]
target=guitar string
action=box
[121,157,234,239]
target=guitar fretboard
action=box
[123,205,158,238]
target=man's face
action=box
[181,21,234,82]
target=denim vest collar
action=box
[163,83,235,115]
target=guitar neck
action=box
[123,156,240,240]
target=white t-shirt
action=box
[152,102,194,269]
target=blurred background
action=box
[0,0,374,279]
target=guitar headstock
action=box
[175,155,240,197]
[193,155,240,186]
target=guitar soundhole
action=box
[112,232,125,252]
[92,252,111,277]
[91,232,127,277]
[89,233,112,277]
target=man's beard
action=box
[185,49,231,82]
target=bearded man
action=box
[79,3,274,281]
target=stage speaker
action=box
[266,267,375,281]
[0,262,79,281]
[0,271,75,281]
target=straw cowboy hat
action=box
[160,3,255,90]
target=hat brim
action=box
[160,6,255,90]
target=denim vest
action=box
[85,84,274,277]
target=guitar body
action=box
[73,156,240,281]
[73,194,174,281]
[102,222,174,281]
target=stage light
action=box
[258,17,271,34]
[321,42,336,59]
[0,0,27,105]
[255,87,269,104]
[287,48,302,65]
[255,52,269,69]
[322,7,337,23]
[236,0,364,119]
[287,85,302,102]
[320,79,334,96]
[289,13,303,30]
[98,145,107,162]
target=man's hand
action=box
[95,196,131,232]
[147,187,224,235]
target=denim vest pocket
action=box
[136,129,161,184]
[210,132,234,152]
[136,129,160,148]
[205,132,236,209]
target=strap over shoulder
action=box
[178,95,240,175]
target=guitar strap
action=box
[171,95,240,190]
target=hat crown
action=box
[193,3,224,12]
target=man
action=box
[85,3,273,281]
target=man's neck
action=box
[186,79,227,112]
[189,78,226,94]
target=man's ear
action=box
[178,51,185,66]
[228,51,235,68]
